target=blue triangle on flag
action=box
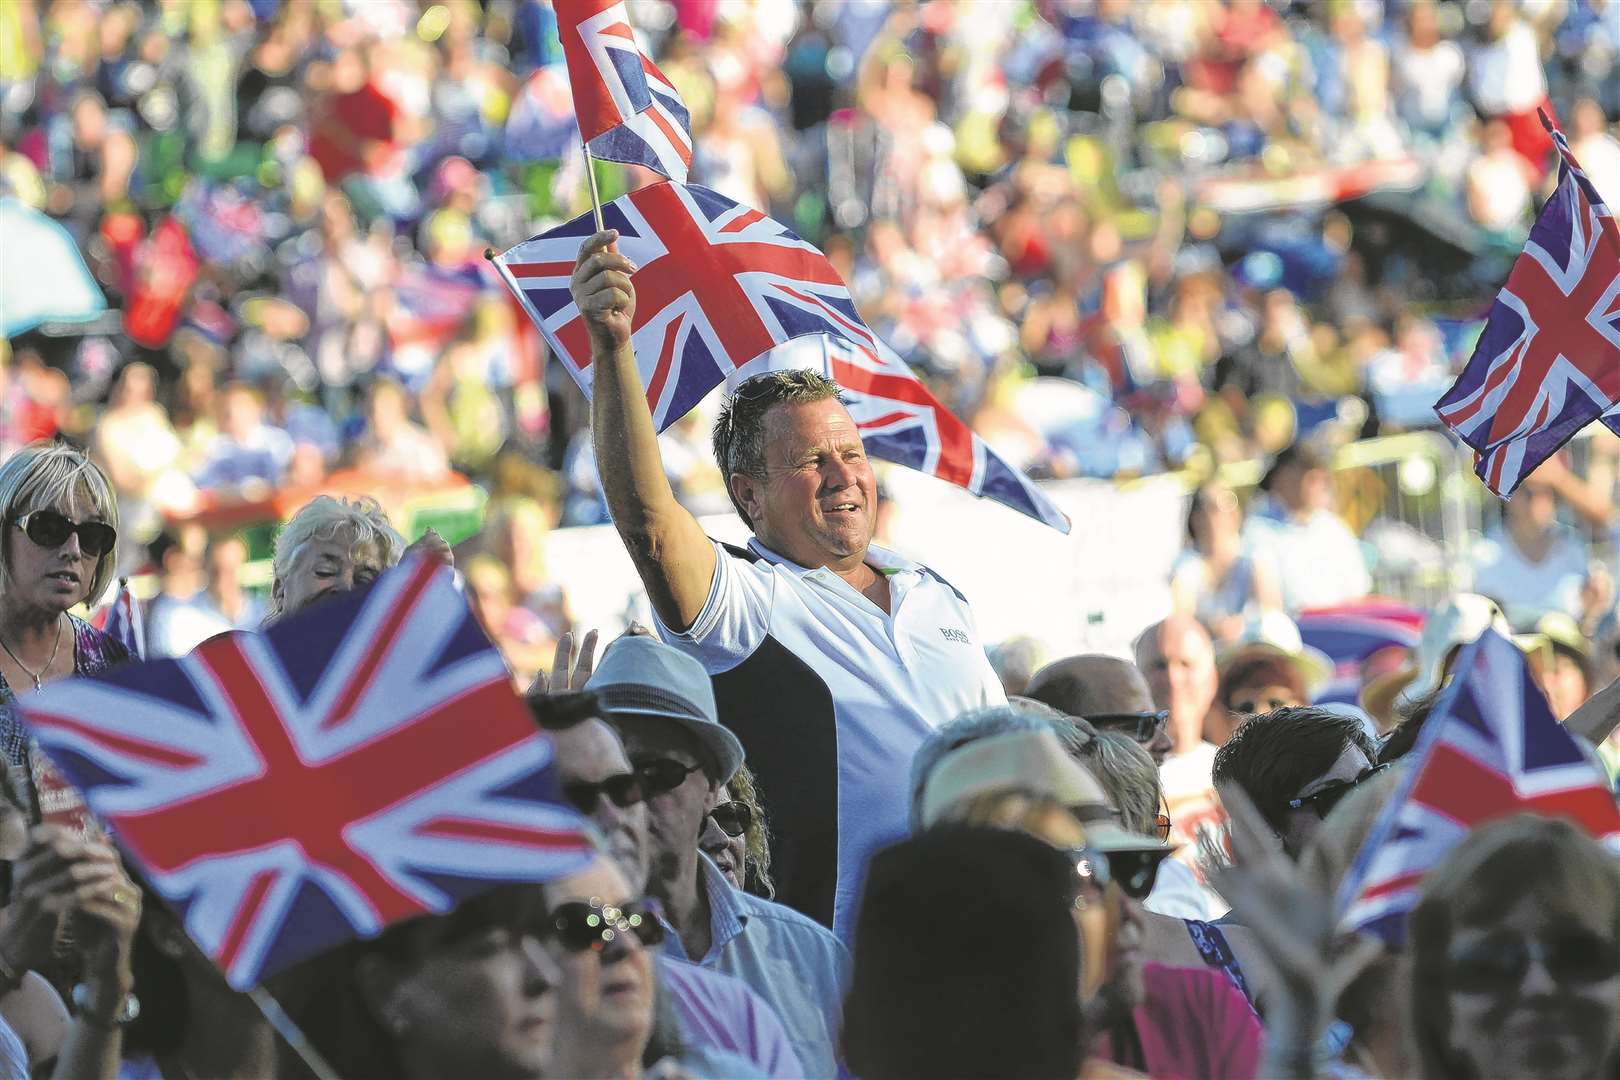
[1520,689,1588,770]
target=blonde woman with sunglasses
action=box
[0,441,130,827]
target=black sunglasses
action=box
[1085,710,1170,744]
[1448,931,1620,992]
[562,772,646,815]
[1107,848,1172,901]
[709,800,753,838]
[636,758,705,797]
[13,510,117,559]
[1286,763,1391,819]
[546,897,665,954]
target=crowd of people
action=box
[4,0,1620,1077]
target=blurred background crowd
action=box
[1,0,1619,702]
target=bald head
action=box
[1025,655,1155,719]
[1133,615,1218,752]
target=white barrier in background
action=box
[544,471,1186,662]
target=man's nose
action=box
[699,812,728,849]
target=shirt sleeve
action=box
[654,539,774,674]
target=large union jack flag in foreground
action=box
[1435,113,1620,496]
[19,556,591,989]
[493,182,1069,531]
[557,0,692,181]
[1337,629,1620,945]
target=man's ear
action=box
[728,471,763,526]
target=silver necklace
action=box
[0,618,64,692]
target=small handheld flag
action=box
[556,0,693,182]
[1336,628,1620,944]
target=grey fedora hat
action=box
[585,635,744,785]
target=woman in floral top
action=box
[0,441,131,829]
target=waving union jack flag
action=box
[19,557,591,989]
[493,182,1069,530]
[557,0,692,181]
[1337,629,1620,945]
[1435,113,1620,496]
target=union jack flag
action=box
[90,578,144,661]
[1336,629,1620,945]
[19,556,591,989]
[492,182,1069,531]
[1435,113,1620,496]
[557,0,692,182]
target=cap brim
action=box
[601,704,744,786]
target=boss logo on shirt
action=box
[938,627,971,644]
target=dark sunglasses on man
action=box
[635,758,705,797]
[561,772,647,815]
[13,510,118,559]
[1286,762,1391,820]
[1447,930,1620,992]
[708,800,753,838]
[546,897,666,953]
[1085,710,1170,745]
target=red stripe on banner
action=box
[599,20,635,39]
[216,870,276,976]
[508,261,578,280]
[323,559,441,732]
[643,104,694,166]
[1357,868,1425,903]
[720,208,766,234]
[418,817,591,850]
[26,711,204,768]
[644,317,683,415]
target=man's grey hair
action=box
[908,704,1058,832]
[1074,732,1161,837]
[712,369,846,527]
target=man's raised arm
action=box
[572,229,717,632]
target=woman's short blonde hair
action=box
[0,440,121,606]
[267,495,405,619]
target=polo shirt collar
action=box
[746,536,920,576]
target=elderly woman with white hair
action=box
[265,494,452,623]
[0,441,132,823]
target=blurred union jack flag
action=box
[557,0,692,181]
[493,182,1069,531]
[1435,112,1620,496]
[90,578,144,661]
[20,556,591,989]
[1337,630,1620,945]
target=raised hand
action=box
[1208,783,1381,1078]
[404,527,454,569]
[528,629,600,695]
[570,230,637,356]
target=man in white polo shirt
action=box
[571,230,1004,940]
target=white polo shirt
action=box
[657,537,1005,942]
